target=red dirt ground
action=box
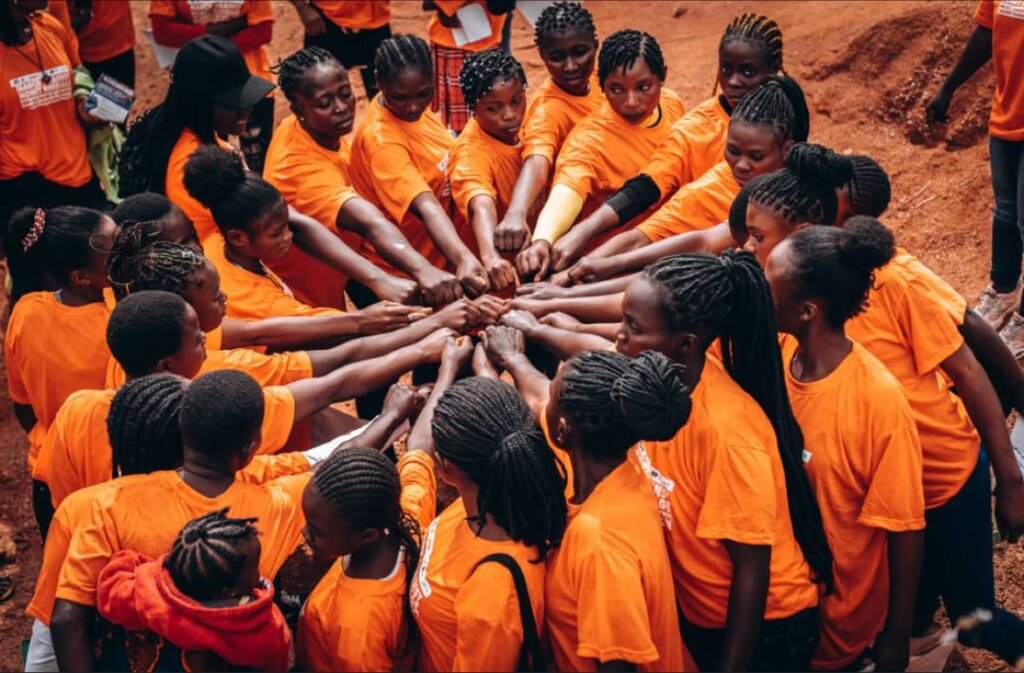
[1,1,1022,671]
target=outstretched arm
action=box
[406,337,474,454]
[925,25,993,123]
[481,325,552,420]
[410,193,489,299]
[498,155,552,253]
[500,310,613,362]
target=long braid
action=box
[459,49,527,110]
[597,29,665,88]
[847,155,892,218]
[644,253,834,592]
[107,223,206,300]
[533,1,596,48]
[312,448,421,649]
[431,378,567,561]
[748,143,854,228]
[107,374,187,478]
[275,46,339,103]
[374,34,433,88]
[165,509,260,601]
[731,75,809,143]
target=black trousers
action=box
[304,21,391,101]
[681,606,820,672]
[32,479,55,542]
[83,47,136,90]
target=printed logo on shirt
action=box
[634,441,674,531]
[998,0,1024,19]
[9,65,72,111]
[186,0,245,25]
[409,516,439,616]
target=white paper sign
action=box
[144,29,179,70]
[452,3,493,47]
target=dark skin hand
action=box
[500,155,551,254]
[481,325,550,418]
[51,600,97,672]
[499,309,611,361]
[925,25,992,124]
[873,530,924,672]
[960,309,1024,415]
[720,541,770,672]
[409,193,489,299]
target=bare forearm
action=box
[412,194,475,267]
[52,601,96,672]
[939,26,992,96]
[469,196,501,261]
[720,542,770,672]
[310,314,449,373]
[338,198,436,278]
[501,352,552,418]
[225,315,362,350]
[961,309,1022,414]
[289,208,388,288]
[589,228,650,259]
[526,324,612,360]
[506,155,551,220]
[885,530,924,638]
[523,294,624,323]
[406,359,459,454]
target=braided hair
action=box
[107,222,206,301]
[597,29,666,88]
[643,252,834,592]
[183,145,282,237]
[731,75,809,143]
[533,1,596,49]
[111,193,173,227]
[785,216,896,329]
[165,509,260,601]
[558,350,691,462]
[276,46,341,103]
[106,290,192,377]
[847,155,892,219]
[312,448,421,646]
[459,49,527,110]
[431,377,567,561]
[108,373,187,478]
[721,13,784,73]
[375,34,433,88]
[5,206,107,302]
[747,143,855,229]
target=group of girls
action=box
[5,1,1024,672]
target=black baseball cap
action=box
[171,35,275,110]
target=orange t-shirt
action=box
[204,237,345,322]
[0,11,91,187]
[6,293,111,471]
[297,451,437,672]
[521,75,603,164]
[104,345,312,389]
[553,90,686,230]
[36,386,301,509]
[546,456,693,672]
[975,1,1024,140]
[643,355,819,629]
[428,1,503,51]
[149,0,273,83]
[410,498,546,672]
[781,338,926,669]
[845,249,979,510]
[312,0,391,30]
[56,470,307,607]
[165,129,234,244]
[264,114,362,308]
[640,95,731,198]
[349,96,458,275]
[450,117,523,222]
[636,161,739,242]
[49,0,134,63]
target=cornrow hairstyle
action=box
[111,193,173,227]
[847,155,892,219]
[431,377,568,561]
[107,290,192,377]
[533,1,596,49]
[459,48,527,110]
[721,13,784,73]
[5,206,107,302]
[183,145,282,238]
[731,75,809,144]
[108,374,187,478]
[275,46,342,103]
[165,509,260,602]
[558,350,692,462]
[107,223,206,301]
[747,142,854,228]
[597,29,666,89]
[179,370,264,458]
[643,252,834,592]
[785,216,895,329]
[375,34,433,88]
[312,448,422,648]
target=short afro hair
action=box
[179,370,265,457]
[107,291,191,377]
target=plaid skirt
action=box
[431,42,471,133]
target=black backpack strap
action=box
[472,553,547,673]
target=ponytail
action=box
[182,145,282,236]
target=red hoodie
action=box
[96,550,291,672]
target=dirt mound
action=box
[809,5,992,150]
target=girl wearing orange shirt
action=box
[498,2,601,254]
[409,376,568,672]
[765,219,926,671]
[517,29,686,280]
[349,34,489,301]
[552,14,785,265]
[450,49,529,293]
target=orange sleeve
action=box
[696,445,776,545]
[552,125,601,201]
[858,395,926,532]
[521,97,563,164]
[637,163,737,242]
[201,347,313,386]
[35,412,69,501]
[398,450,437,531]
[974,0,994,27]
[265,289,345,320]
[258,386,297,454]
[5,311,29,405]
[239,452,310,484]
[255,479,309,577]
[897,269,967,376]
[368,142,434,225]
[26,501,77,624]
[147,0,177,18]
[55,498,118,607]
[271,161,358,237]
[51,10,81,67]
[451,565,524,672]
[575,542,660,665]
[450,136,497,219]
[246,0,274,23]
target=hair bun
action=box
[609,351,691,442]
[837,216,895,273]
[182,145,247,209]
[785,143,853,189]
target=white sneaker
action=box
[998,312,1024,359]
[974,284,1020,330]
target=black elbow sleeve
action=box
[605,174,662,223]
